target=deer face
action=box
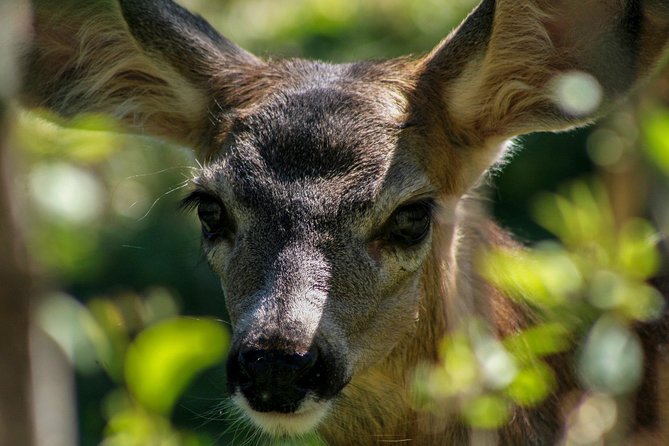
[186,63,446,435]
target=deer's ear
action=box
[416,0,669,149]
[21,0,264,150]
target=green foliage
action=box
[38,290,229,446]
[415,179,664,439]
[195,0,478,60]
[125,317,228,415]
[642,109,669,176]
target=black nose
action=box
[228,346,321,413]
[240,348,318,380]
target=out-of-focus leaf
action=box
[587,272,664,322]
[473,336,517,390]
[19,111,122,163]
[616,218,660,280]
[578,316,643,395]
[532,182,614,256]
[441,334,479,394]
[36,292,109,374]
[27,223,101,278]
[125,317,229,414]
[103,403,209,446]
[642,109,669,176]
[617,283,665,322]
[505,363,555,407]
[461,395,510,429]
[503,323,571,361]
[481,246,582,306]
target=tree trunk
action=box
[0,1,34,445]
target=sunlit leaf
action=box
[587,270,627,312]
[125,317,229,414]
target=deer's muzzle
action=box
[227,339,347,416]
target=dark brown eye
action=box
[386,200,433,246]
[180,191,233,240]
[197,196,225,238]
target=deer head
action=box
[21,0,669,439]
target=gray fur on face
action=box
[193,64,437,388]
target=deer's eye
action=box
[386,201,433,246]
[180,191,234,241]
[197,196,227,238]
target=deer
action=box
[18,0,669,444]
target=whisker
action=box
[137,180,191,221]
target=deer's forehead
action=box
[209,87,403,212]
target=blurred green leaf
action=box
[617,283,665,322]
[103,402,209,446]
[642,109,669,176]
[503,323,571,361]
[441,334,480,394]
[505,363,555,407]
[616,218,660,280]
[125,317,229,414]
[87,297,132,381]
[28,222,101,279]
[18,111,121,163]
[461,395,510,429]
[532,181,614,256]
[481,246,582,307]
[587,271,664,322]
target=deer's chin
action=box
[233,393,332,437]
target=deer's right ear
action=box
[20,0,264,151]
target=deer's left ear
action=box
[415,0,669,176]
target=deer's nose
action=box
[230,346,321,413]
